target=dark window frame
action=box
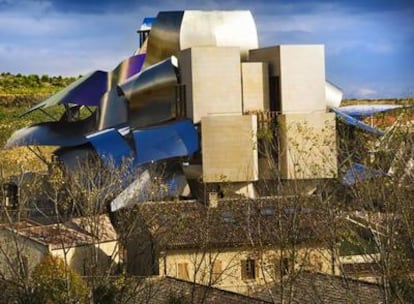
[241,258,256,280]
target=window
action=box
[175,84,186,118]
[212,260,222,282]
[281,257,289,276]
[222,211,236,224]
[272,257,289,277]
[260,207,275,216]
[342,262,379,276]
[269,76,280,112]
[241,259,256,280]
[177,262,189,280]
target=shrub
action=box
[31,255,88,304]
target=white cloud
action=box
[354,88,378,98]
[0,0,412,98]
[255,2,404,57]
[0,2,141,75]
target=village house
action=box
[0,214,119,278]
[124,197,334,295]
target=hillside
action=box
[0,73,77,143]
[0,72,78,97]
[0,73,77,176]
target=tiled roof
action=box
[3,214,117,250]
[13,223,91,249]
[140,276,271,304]
[129,196,327,250]
[253,271,384,304]
[70,214,117,242]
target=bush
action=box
[31,255,88,304]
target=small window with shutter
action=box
[212,260,222,282]
[177,262,189,280]
[241,259,256,280]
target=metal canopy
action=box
[338,104,403,118]
[22,71,108,116]
[331,107,384,136]
[21,54,146,116]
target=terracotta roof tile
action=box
[253,271,384,304]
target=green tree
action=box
[31,255,88,304]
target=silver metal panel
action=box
[144,11,184,67]
[180,11,258,61]
[144,10,258,67]
[109,53,145,87]
[54,145,97,173]
[5,113,96,148]
[119,57,178,129]
[110,161,187,211]
[97,89,129,130]
[325,81,343,108]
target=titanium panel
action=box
[144,11,184,67]
[54,144,96,172]
[110,165,187,211]
[119,57,178,129]
[132,119,199,165]
[108,53,146,87]
[97,89,129,130]
[338,104,403,118]
[342,163,385,185]
[87,128,134,165]
[23,54,145,116]
[144,10,258,67]
[180,11,258,61]
[23,71,108,115]
[5,113,96,148]
[325,81,343,109]
[331,107,384,136]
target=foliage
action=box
[339,238,378,256]
[0,72,78,96]
[93,282,118,304]
[31,255,88,304]
[167,292,189,304]
[0,73,79,175]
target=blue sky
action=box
[0,0,413,99]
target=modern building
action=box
[5,10,343,206]
[177,42,338,200]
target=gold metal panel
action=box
[145,10,258,67]
[180,11,258,61]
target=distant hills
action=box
[0,72,79,107]
[0,72,411,176]
[0,73,78,149]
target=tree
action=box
[3,100,414,304]
[342,116,414,303]
[31,255,88,304]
